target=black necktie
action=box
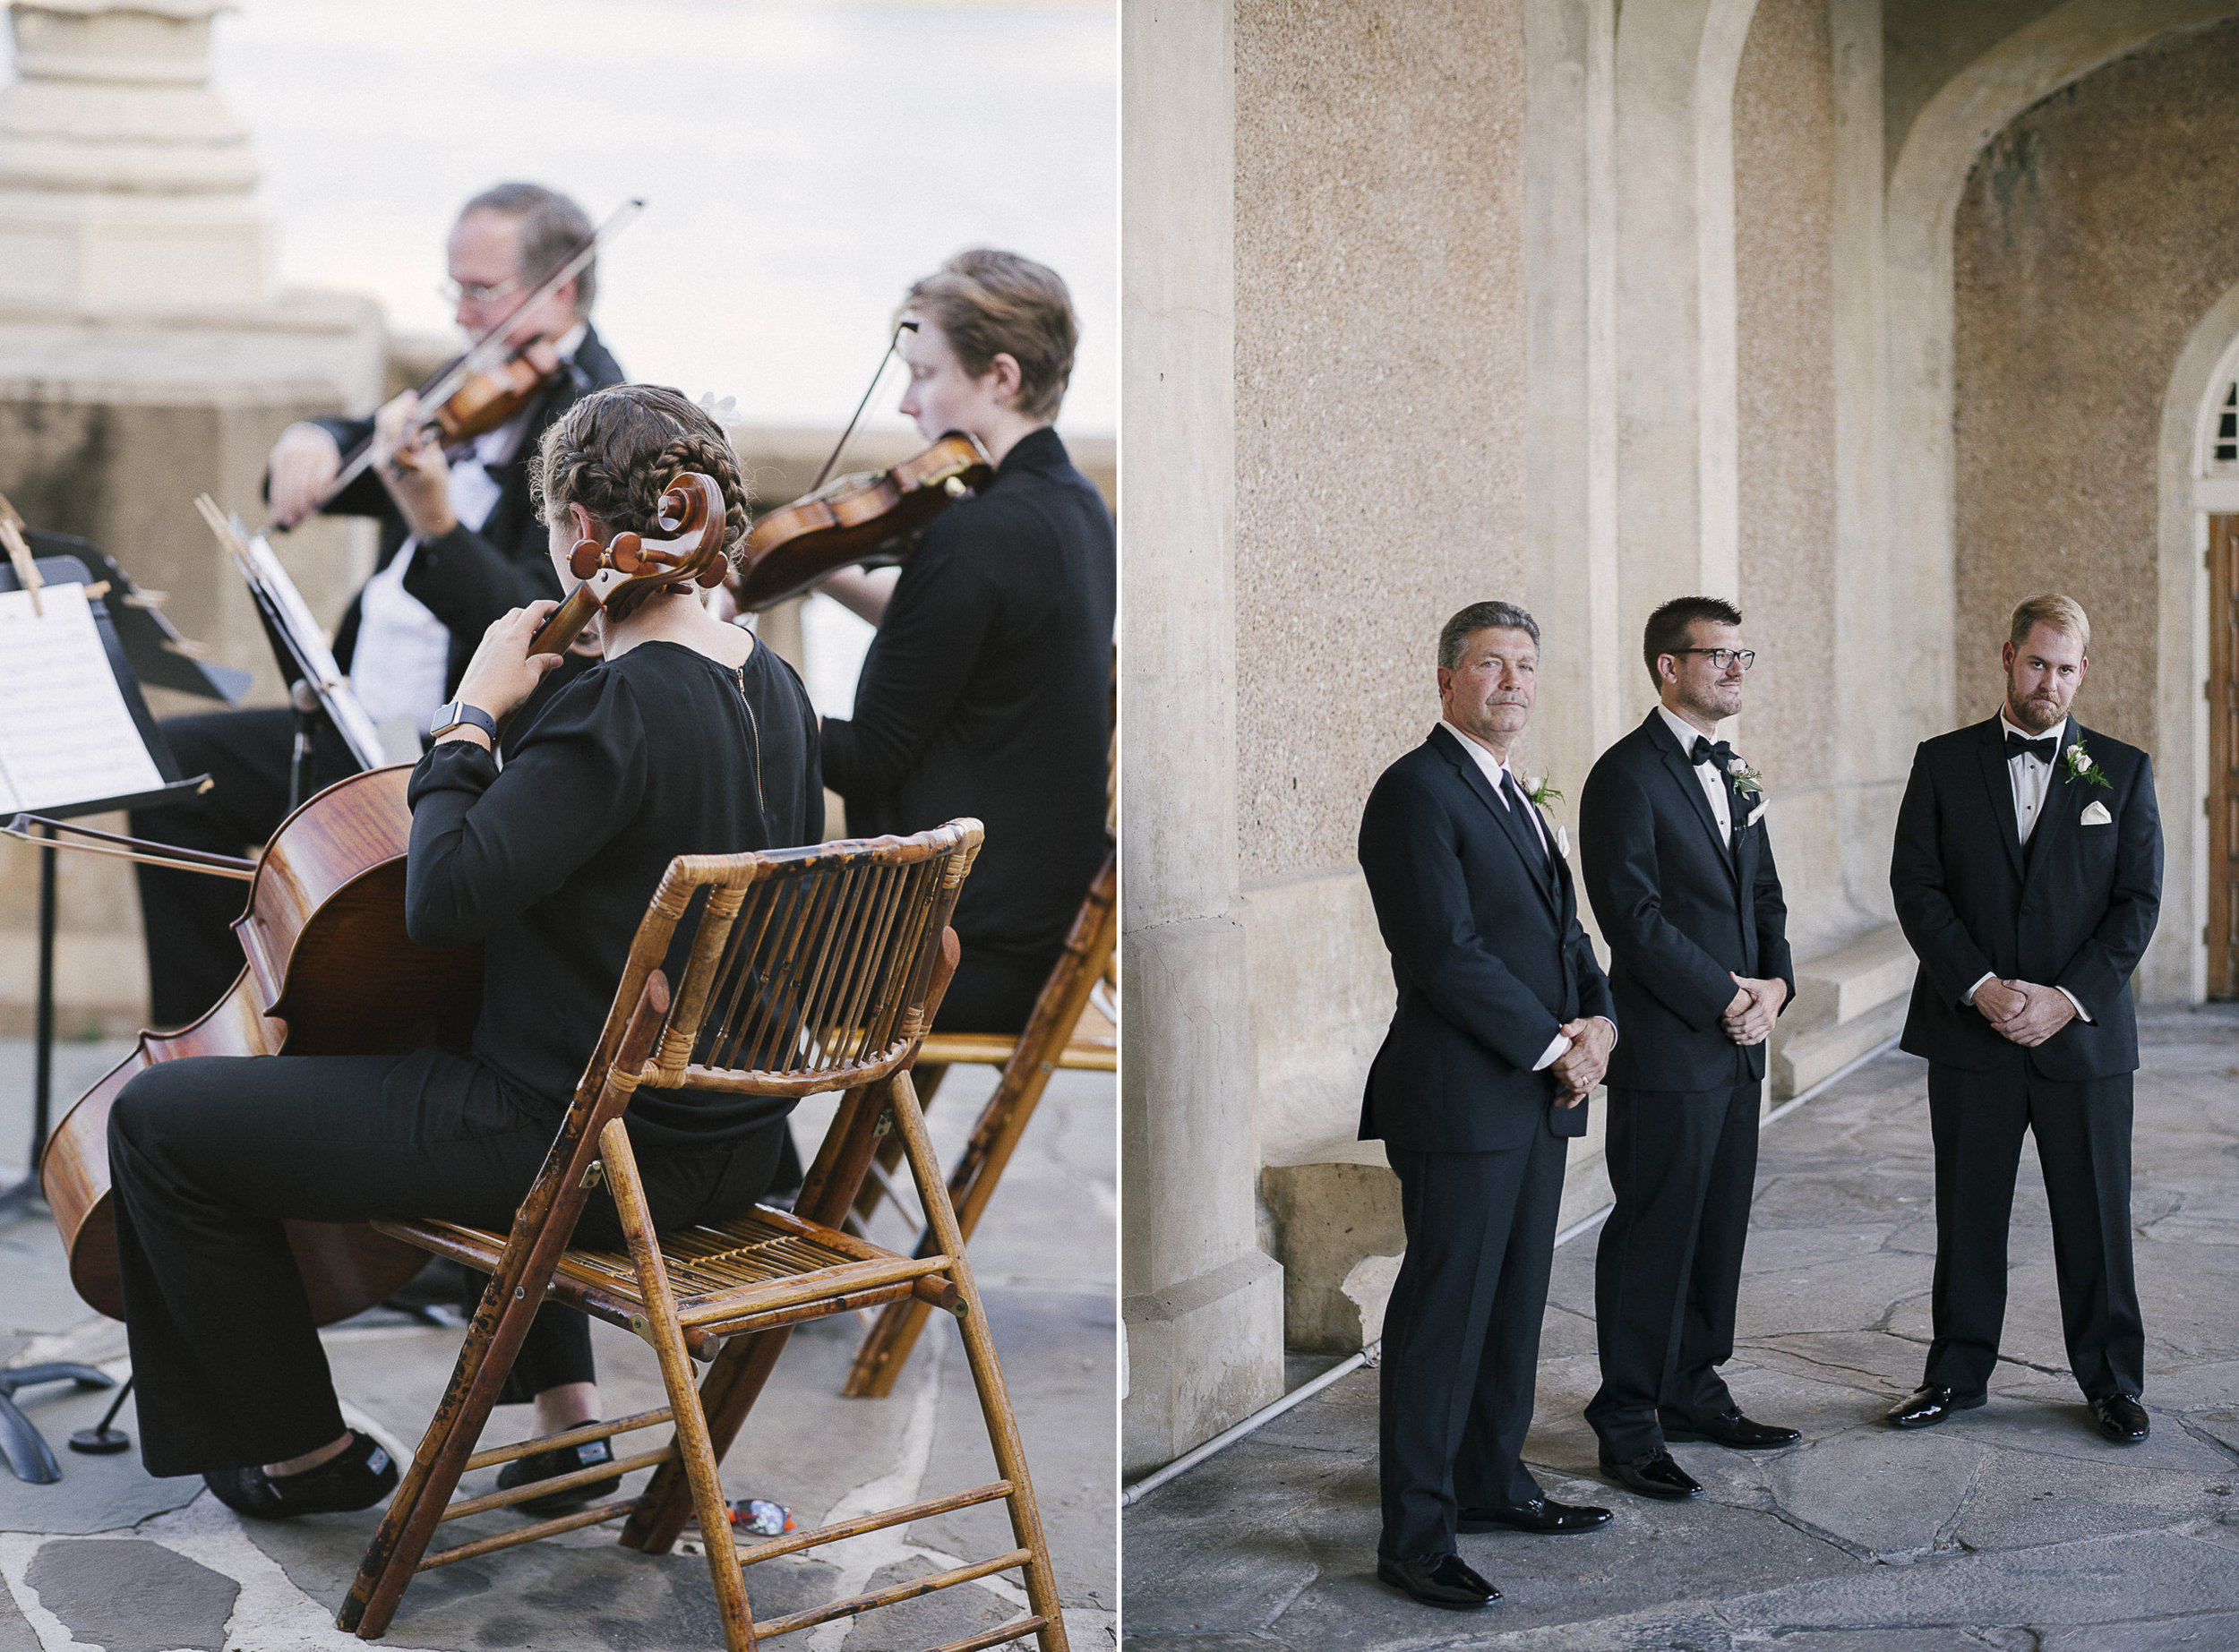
[2004,732,2056,765]
[1504,770,1552,876]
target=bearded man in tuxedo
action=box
[1357,600,1617,1612]
[1886,594,2162,1442]
[1577,596,1799,1502]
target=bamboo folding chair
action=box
[841,716,1118,1401]
[338,820,1071,1652]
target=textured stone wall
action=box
[1952,18,2239,750]
[1733,0,1836,793]
[1232,0,1528,884]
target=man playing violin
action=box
[130,181,626,1032]
[819,250,1115,1036]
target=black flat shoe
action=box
[2089,1393,2149,1444]
[1458,1496,1612,1534]
[1660,1408,1801,1450]
[1884,1385,1986,1430]
[496,1433,624,1517]
[1600,1450,1701,1501]
[1375,1552,1501,1609]
[203,1430,398,1520]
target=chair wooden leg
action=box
[600,1117,759,1649]
[888,1070,1070,1652]
[853,1063,947,1226]
[623,1075,896,1557]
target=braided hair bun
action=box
[531,384,751,623]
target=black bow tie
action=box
[1689,736,1734,772]
[2004,732,2056,765]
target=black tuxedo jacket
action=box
[305,325,626,700]
[1891,715,2161,1079]
[1578,711,1793,1092]
[1358,724,1615,1152]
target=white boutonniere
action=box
[1724,756,1766,800]
[1521,775,1570,860]
[2062,736,2111,791]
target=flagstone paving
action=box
[0,1046,1116,1650]
[1124,1004,2239,1651]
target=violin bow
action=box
[275,196,648,532]
[808,320,919,494]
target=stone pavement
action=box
[1124,1004,2239,1650]
[0,1040,1116,1650]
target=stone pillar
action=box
[0,1,267,311]
[1120,0,1283,1477]
[0,1,382,1036]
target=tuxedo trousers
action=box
[1584,1082,1760,1459]
[106,1046,782,1477]
[1923,1063,2142,1400]
[1378,1125,1566,1560]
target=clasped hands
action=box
[1722,973,1787,1048]
[1972,978,2076,1047]
[1549,1016,1615,1108]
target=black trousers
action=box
[107,1046,783,1478]
[1378,1126,1566,1561]
[131,708,358,1030]
[1923,1063,2142,1400]
[1584,1082,1760,1460]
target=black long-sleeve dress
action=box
[819,427,1113,1031]
[106,636,821,1477]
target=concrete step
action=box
[1771,992,1907,1099]
[1784,923,1917,1036]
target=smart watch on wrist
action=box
[430,701,497,741]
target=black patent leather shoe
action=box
[1660,1408,1801,1450]
[1883,1385,1986,1430]
[2089,1393,2149,1444]
[1599,1450,1702,1501]
[1375,1552,1501,1609]
[1458,1496,1613,1534]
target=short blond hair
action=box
[900,249,1077,422]
[2009,593,2089,654]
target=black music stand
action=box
[25,528,251,706]
[0,555,211,1227]
[223,523,382,795]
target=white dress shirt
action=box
[350,321,588,737]
[1657,703,1733,843]
[1437,720,1613,1074]
[1963,711,2090,1023]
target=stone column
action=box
[1120,0,1283,1477]
[0,1,382,1035]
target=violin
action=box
[726,319,991,612]
[277,197,645,533]
[30,470,725,1322]
[730,432,990,612]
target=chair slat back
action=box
[642,819,982,1096]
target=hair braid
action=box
[531,384,751,623]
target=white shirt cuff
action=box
[2056,987,2092,1023]
[1963,972,1996,1006]
[1532,1032,1571,1071]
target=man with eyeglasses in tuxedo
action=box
[132,181,625,1033]
[1576,596,1801,1502]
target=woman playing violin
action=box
[105,385,823,1519]
[819,250,1115,1036]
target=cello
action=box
[25,474,729,1324]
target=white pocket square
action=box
[2080,800,2112,826]
[1745,802,1765,828]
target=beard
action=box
[2005,688,2065,732]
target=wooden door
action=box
[2213,515,2239,998]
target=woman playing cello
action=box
[105,385,823,1518]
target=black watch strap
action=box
[431,701,497,740]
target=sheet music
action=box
[0,582,166,810]
[236,530,390,767]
